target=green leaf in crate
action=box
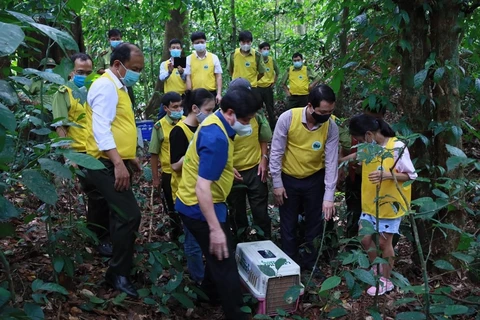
[283,285,302,304]
[258,264,275,277]
[275,258,287,271]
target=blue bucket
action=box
[136,120,154,141]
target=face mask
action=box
[170,109,184,120]
[170,49,181,58]
[231,115,252,136]
[311,111,331,124]
[261,50,270,57]
[196,112,209,123]
[45,68,54,73]
[293,61,303,68]
[365,134,377,145]
[73,74,86,87]
[240,44,251,51]
[110,40,122,48]
[193,43,206,53]
[118,62,140,87]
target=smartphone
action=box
[173,57,186,68]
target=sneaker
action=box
[366,277,394,296]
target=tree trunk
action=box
[145,9,188,119]
[335,3,349,118]
[231,0,237,50]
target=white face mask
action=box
[231,114,252,136]
[240,44,251,52]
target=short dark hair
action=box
[220,86,260,118]
[349,114,395,138]
[169,38,182,47]
[308,84,336,108]
[70,53,92,64]
[162,92,182,107]
[238,31,253,42]
[108,29,122,38]
[110,43,140,66]
[292,52,303,60]
[191,32,206,42]
[259,42,270,50]
[183,89,214,113]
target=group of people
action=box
[48,27,417,320]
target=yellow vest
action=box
[65,87,87,153]
[258,58,275,88]
[288,66,309,95]
[86,73,137,159]
[177,113,234,205]
[361,138,411,219]
[282,108,329,178]
[233,117,261,171]
[158,116,185,174]
[164,60,186,95]
[232,48,258,87]
[189,53,216,91]
[171,121,195,201]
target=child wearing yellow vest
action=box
[149,92,186,239]
[349,114,417,296]
[170,89,215,285]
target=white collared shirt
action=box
[184,51,223,75]
[87,69,127,151]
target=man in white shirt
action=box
[85,43,144,298]
[184,31,223,105]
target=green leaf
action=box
[414,69,428,88]
[342,61,358,69]
[391,271,411,288]
[253,314,272,319]
[451,252,474,264]
[475,78,480,93]
[446,156,474,172]
[66,0,84,13]
[393,297,418,306]
[0,22,25,57]
[240,306,252,313]
[137,288,150,298]
[0,196,19,221]
[0,287,11,308]
[433,67,445,83]
[434,259,455,271]
[258,264,275,277]
[6,10,36,24]
[38,282,69,295]
[53,256,64,273]
[320,276,341,292]
[171,292,194,308]
[24,302,45,320]
[396,312,426,320]
[283,285,302,304]
[143,297,157,305]
[112,292,127,305]
[444,305,468,316]
[0,80,19,106]
[275,258,287,271]
[352,269,376,286]
[30,23,78,53]
[31,128,52,135]
[343,271,355,289]
[432,189,448,199]
[38,158,73,179]
[23,68,65,85]
[165,273,183,292]
[63,152,106,170]
[327,307,348,318]
[445,144,466,157]
[0,222,16,237]
[88,295,106,304]
[22,170,58,205]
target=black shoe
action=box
[105,270,139,298]
[96,242,113,257]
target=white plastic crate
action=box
[236,240,304,315]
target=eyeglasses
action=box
[74,70,93,76]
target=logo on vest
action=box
[203,65,209,69]
[175,70,179,75]
[266,67,270,72]
[299,75,304,79]
[312,141,322,151]
[245,62,251,67]
[377,165,384,171]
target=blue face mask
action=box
[45,68,54,73]
[196,112,208,123]
[110,40,122,48]
[170,49,181,58]
[119,62,140,87]
[193,43,206,53]
[73,74,86,87]
[293,61,303,68]
[261,50,270,57]
[231,115,252,136]
[170,109,184,120]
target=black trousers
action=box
[287,94,309,109]
[180,214,246,320]
[257,86,276,130]
[161,172,182,237]
[85,159,141,276]
[345,173,362,239]
[280,170,326,269]
[227,164,271,241]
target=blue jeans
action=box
[184,225,204,283]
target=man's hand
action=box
[152,177,160,188]
[233,168,243,182]
[368,170,390,184]
[216,94,222,105]
[177,66,184,74]
[322,200,335,221]
[257,159,268,183]
[168,62,174,73]
[114,161,130,191]
[209,227,229,260]
[273,187,288,206]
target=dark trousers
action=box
[257,86,275,129]
[280,170,326,269]
[287,94,309,109]
[345,174,362,239]
[227,165,271,241]
[85,159,141,276]
[161,172,182,238]
[180,215,246,320]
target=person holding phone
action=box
[159,39,187,95]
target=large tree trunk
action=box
[335,3,349,118]
[145,9,188,119]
